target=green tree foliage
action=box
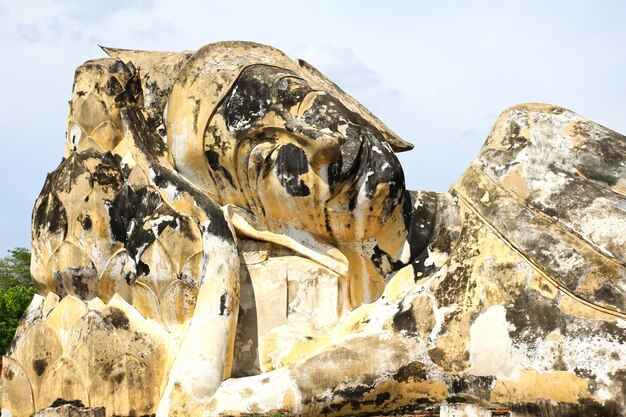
[0,285,35,354]
[0,248,35,354]
[0,247,32,288]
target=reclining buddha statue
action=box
[1,42,624,417]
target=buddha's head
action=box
[166,42,413,243]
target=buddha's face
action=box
[204,65,406,243]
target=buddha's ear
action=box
[296,58,414,153]
[222,204,349,277]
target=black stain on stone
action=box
[480,119,529,176]
[123,267,137,285]
[449,375,495,400]
[52,271,67,297]
[427,347,446,367]
[610,369,626,398]
[85,151,124,190]
[51,398,85,408]
[33,193,68,238]
[501,121,528,151]
[100,362,114,380]
[177,272,196,289]
[274,143,311,197]
[4,368,14,381]
[360,131,405,207]
[78,214,92,231]
[323,206,334,238]
[112,372,126,384]
[111,70,143,107]
[392,303,417,335]
[327,152,343,195]
[593,281,623,310]
[333,383,373,401]
[433,262,475,318]
[394,361,427,382]
[574,367,596,380]
[430,218,483,315]
[107,307,130,330]
[320,403,345,415]
[176,217,197,240]
[371,244,406,276]
[107,184,165,259]
[506,292,564,344]
[51,153,88,196]
[406,191,437,271]
[374,392,391,406]
[223,66,273,132]
[107,185,138,244]
[111,59,132,75]
[327,132,362,195]
[136,260,150,277]
[150,206,179,236]
[219,293,228,316]
[91,163,123,190]
[533,200,558,219]
[389,402,437,416]
[33,359,48,376]
[509,400,622,417]
[205,149,235,188]
[574,129,626,186]
[348,192,358,211]
[52,263,97,299]
[411,249,438,282]
[599,321,626,344]
[72,275,89,299]
[71,266,95,299]
[106,74,124,96]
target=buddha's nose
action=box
[283,121,345,170]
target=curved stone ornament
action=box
[1,42,624,417]
[39,357,89,410]
[1,357,35,417]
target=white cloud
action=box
[13,16,83,43]
[52,0,155,23]
[14,24,42,43]
[290,45,380,91]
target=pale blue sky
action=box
[1,1,625,254]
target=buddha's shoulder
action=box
[471,103,625,196]
[451,103,626,315]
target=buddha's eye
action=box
[294,91,321,117]
[274,76,311,109]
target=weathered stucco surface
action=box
[1,42,624,417]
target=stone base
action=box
[33,401,105,417]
